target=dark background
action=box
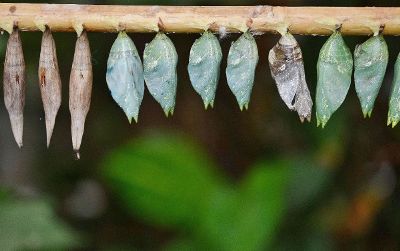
[1,0,400,250]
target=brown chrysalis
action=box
[39,27,62,147]
[3,27,25,148]
[69,30,92,158]
[268,32,312,122]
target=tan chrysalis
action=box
[3,27,25,148]
[39,27,62,147]
[69,30,92,158]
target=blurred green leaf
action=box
[274,230,334,251]
[102,132,222,228]
[196,161,289,251]
[0,199,80,251]
[287,160,332,211]
[163,238,196,251]
[0,188,8,202]
[101,245,140,251]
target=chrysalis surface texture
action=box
[69,31,92,157]
[106,31,144,123]
[316,31,353,128]
[188,31,222,109]
[39,27,62,147]
[268,32,313,122]
[388,53,400,127]
[354,34,388,118]
[226,31,258,110]
[3,27,25,148]
[143,32,178,116]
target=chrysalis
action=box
[106,31,144,123]
[39,27,62,147]
[188,31,222,109]
[316,31,353,128]
[3,27,25,148]
[268,32,312,122]
[69,31,92,158]
[143,32,178,116]
[387,53,400,127]
[354,34,388,118]
[226,31,258,110]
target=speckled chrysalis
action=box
[354,34,388,118]
[143,32,178,116]
[188,30,222,109]
[3,27,25,148]
[388,53,400,127]
[106,31,144,123]
[268,32,312,122]
[316,31,353,128]
[39,27,62,147]
[226,31,258,110]
[69,30,92,158]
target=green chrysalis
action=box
[354,34,388,118]
[188,31,222,109]
[316,31,353,128]
[226,31,258,110]
[106,31,144,123]
[388,53,400,127]
[143,32,178,116]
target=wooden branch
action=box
[0,3,400,35]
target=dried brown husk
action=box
[3,27,25,148]
[69,31,92,158]
[268,33,312,122]
[39,27,62,147]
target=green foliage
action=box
[0,199,80,251]
[163,239,196,251]
[286,160,332,211]
[195,162,288,251]
[102,132,222,228]
[102,133,315,250]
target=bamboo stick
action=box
[0,3,400,35]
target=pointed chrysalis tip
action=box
[362,109,372,119]
[164,108,174,117]
[299,116,311,123]
[387,116,399,128]
[317,118,327,128]
[73,150,81,160]
[204,100,214,110]
[240,103,249,111]
[128,115,138,124]
[392,120,399,128]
